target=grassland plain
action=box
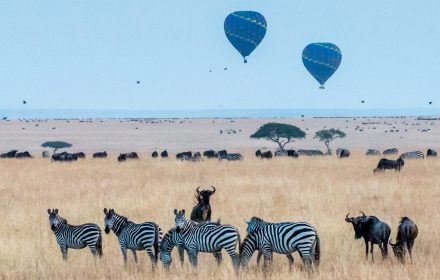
[0,153,438,279]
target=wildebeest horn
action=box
[345,213,351,222]
[196,186,201,194]
[360,211,366,217]
[210,186,216,194]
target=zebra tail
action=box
[154,224,162,263]
[97,232,103,257]
[313,233,320,267]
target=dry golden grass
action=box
[0,153,439,279]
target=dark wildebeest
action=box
[73,152,85,159]
[117,154,126,162]
[176,151,192,160]
[217,150,227,157]
[118,152,139,162]
[374,157,404,173]
[427,149,437,157]
[345,212,391,262]
[152,151,158,158]
[255,150,261,157]
[190,186,216,222]
[15,151,33,158]
[260,151,273,159]
[161,150,168,158]
[93,152,107,158]
[1,150,18,158]
[203,150,218,158]
[52,152,78,162]
[389,217,418,264]
[383,148,398,155]
[287,149,299,158]
[337,148,350,158]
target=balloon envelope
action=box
[224,11,267,63]
[302,43,342,88]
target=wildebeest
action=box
[366,149,381,156]
[161,150,168,158]
[42,151,50,158]
[190,186,216,222]
[374,157,404,173]
[1,150,18,158]
[287,149,299,158]
[337,148,350,158]
[217,150,227,157]
[118,152,139,162]
[427,149,437,157]
[203,150,218,158]
[383,148,398,155]
[345,212,391,261]
[15,151,33,158]
[389,217,418,264]
[176,151,192,160]
[93,151,107,158]
[152,151,158,158]
[52,152,78,162]
[72,152,85,159]
[260,150,273,159]
[255,149,261,157]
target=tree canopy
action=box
[41,141,72,151]
[314,129,346,155]
[250,122,306,150]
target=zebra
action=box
[103,208,162,269]
[159,226,222,270]
[274,149,288,157]
[297,149,324,157]
[383,148,398,155]
[400,151,424,159]
[242,217,320,272]
[218,153,243,161]
[47,209,102,261]
[366,149,381,156]
[173,209,241,272]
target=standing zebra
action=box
[159,226,222,270]
[400,151,424,159]
[47,209,102,261]
[218,153,243,161]
[173,209,241,272]
[103,208,162,269]
[242,217,320,272]
[383,148,398,155]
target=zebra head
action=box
[47,208,64,231]
[103,208,116,234]
[174,209,186,232]
[245,217,264,234]
[159,228,179,270]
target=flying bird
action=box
[429,101,432,105]
[136,81,140,84]
[224,67,228,71]
[2,117,7,120]
[361,100,365,103]
[22,100,27,104]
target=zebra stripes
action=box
[400,151,424,159]
[219,153,243,161]
[242,217,320,271]
[173,209,241,272]
[159,226,222,269]
[103,208,162,269]
[47,209,102,261]
[383,148,398,155]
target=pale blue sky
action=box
[1,1,439,111]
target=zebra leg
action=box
[213,251,222,266]
[256,251,262,268]
[286,254,294,272]
[262,250,273,276]
[60,246,68,261]
[120,246,128,266]
[145,246,157,271]
[224,245,240,273]
[132,250,138,263]
[188,250,198,269]
[178,246,185,266]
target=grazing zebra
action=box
[366,149,380,156]
[274,149,288,157]
[103,208,162,269]
[297,149,324,157]
[400,151,424,159]
[242,217,320,272]
[173,209,241,272]
[218,153,243,161]
[159,226,222,270]
[47,209,102,261]
[383,148,398,155]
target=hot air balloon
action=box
[302,43,342,89]
[224,11,267,63]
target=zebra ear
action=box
[47,209,51,215]
[182,209,185,215]
[174,209,178,215]
[103,208,108,215]
[54,209,58,214]
[245,220,250,225]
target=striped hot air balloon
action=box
[302,43,342,89]
[224,11,267,63]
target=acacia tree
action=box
[41,141,72,153]
[250,123,306,151]
[314,129,346,155]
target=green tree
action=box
[314,129,346,155]
[41,141,72,153]
[250,123,306,151]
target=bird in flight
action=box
[23,100,27,104]
[361,100,365,103]
[2,117,7,120]
[136,81,140,84]
[224,67,228,71]
[429,101,432,105]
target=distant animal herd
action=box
[1,147,436,173]
[47,186,418,276]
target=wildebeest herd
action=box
[48,186,418,276]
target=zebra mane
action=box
[58,216,68,225]
[250,216,265,223]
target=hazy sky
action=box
[1,1,439,111]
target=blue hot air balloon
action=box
[302,43,342,89]
[224,11,267,63]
